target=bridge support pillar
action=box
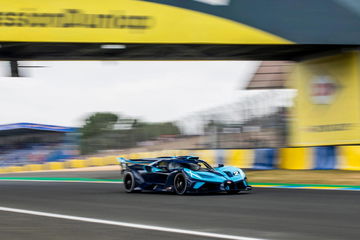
[289,51,360,146]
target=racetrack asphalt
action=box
[0,171,359,240]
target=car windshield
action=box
[168,160,213,171]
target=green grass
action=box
[246,169,360,186]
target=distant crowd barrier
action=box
[0,146,360,173]
[127,147,360,170]
[0,155,119,173]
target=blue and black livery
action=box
[119,156,252,195]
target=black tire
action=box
[123,172,137,193]
[173,173,188,195]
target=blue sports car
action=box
[119,156,252,195]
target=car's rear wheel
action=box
[123,172,137,193]
[174,173,187,195]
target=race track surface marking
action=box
[0,206,267,240]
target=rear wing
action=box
[118,157,158,171]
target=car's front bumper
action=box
[189,179,252,193]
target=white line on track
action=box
[0,206,267,240]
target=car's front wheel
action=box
[173,173,188,195]
[123,172,137,193]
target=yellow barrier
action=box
[69,159,88,168]
[0,168,8,173]
[7,166,25,172]
[2,147,360,172]
[137,152,148,159]
[156,150,166,157]
[138,152,150,158]
[128,153,141,159]
[279,148,313,170]
[1,167,10,173]
[25,164,44,171]
[226,149,254,168]
[338,146,360,170]
[45,162,65,170]
[155,150,166,157]
[146,152,158,158]
[88,157,105,166]
[104,156,118,165]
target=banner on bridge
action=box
[1,0,360,44]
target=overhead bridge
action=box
[0,0,359,61]
[1,43,357,61]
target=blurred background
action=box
[0,58,359,175]
[0,60,295,165]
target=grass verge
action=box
[246,169,360,186]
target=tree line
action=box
[80,112,180,154]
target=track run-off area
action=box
[0,171,359,240]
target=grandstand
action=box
[0,123,78,167]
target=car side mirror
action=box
[218,164,224,168]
